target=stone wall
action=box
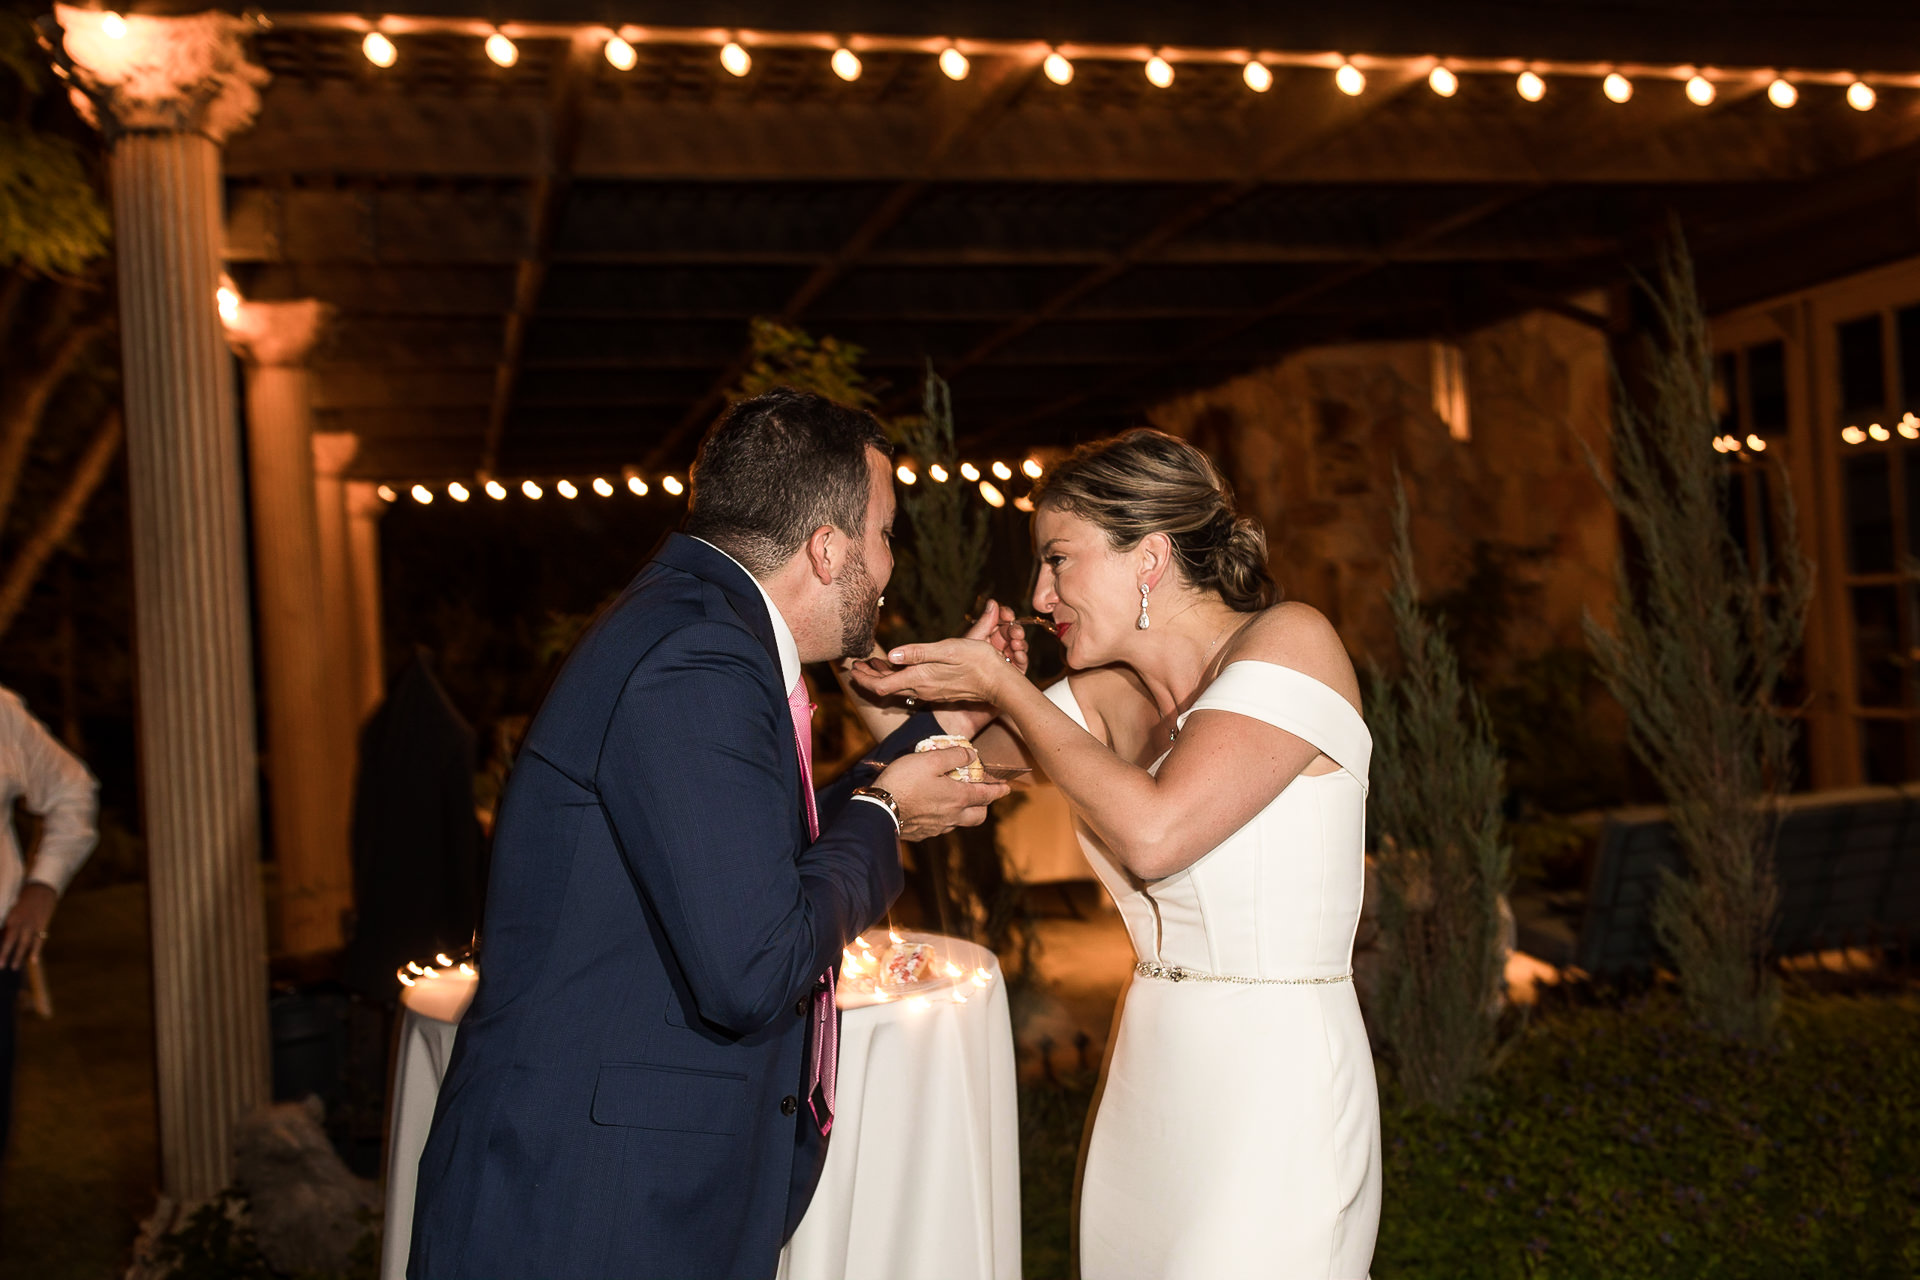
[1147,305,1618,680]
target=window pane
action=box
[1853,585,1902,707]
[1859,718,1911,785]
[1845,452,1894,573]
[1898,302,1920,411]
[1715,352,1739,434]
[1747,340,1788,434]
[1838,313,1887,418]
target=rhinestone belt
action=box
[1134,961,1353,986]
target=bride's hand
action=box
[851,635,1019,709]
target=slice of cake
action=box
[914,734,986,782]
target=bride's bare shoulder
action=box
[1226,603,1361,707]
[1053,665,1146,745]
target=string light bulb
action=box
[101,11,126,39]
[1428,65,1457,97]
[216,276,241,326]
[1899,413,1920,439]
[896,463,918,485]
[1243,60,1272,92]
[411,484,433,504]
[1144,55,1174,88]
[1842,425,1868,445]
[448,482,470,502]
[939,46,969,80]
[363,31,397,68]
[1022,458,1044,479]
[1603,72,1632,102]
[627,475,648,495]
[377,485,396,502]
[1848,80,1877,111]
[485,32,518,68]
[1685,75,1716,106]
[1013,495,1036,512]
[662,475,684,495]
[960,462,981,481]
[1870,423,1891,442]
[1517,70,1545,101]
[1043,51,1073,85]
[592,477,614,496]
[485,480,507,500]
[604,34,636,71]
[1747,435,1766,452]
[991,460,1013,480]
[1335,62,1365,96]
[979,481,1006,508]
[831,47,862,81]
[929,463,949,482]
[1767,78,1797,108]
[556,479,578,499]
[720,41,751,76]
[521,480,542,499]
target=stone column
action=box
[344,480,388,721]
[315,435,386,727]
[58,4,271,1201]
[229,301,351,958]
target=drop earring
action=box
[1136,583,1151,630]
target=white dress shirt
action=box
[691,538,898,831]
[0,688,99,914]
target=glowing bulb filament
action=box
[363,31,397,68]
[662,476,684,495]
[832,47,862,81]
[485,32,518,68]
[720,41,751,77]
[1603,73,1632,103]
[1043,52,1073,85]
[939,47,969,80]
[1335,63,1365,96]
[1243,60,1272,93]
[1144,55,1174,89]
[604,35,636,72]
[1517,71,1545,101]
[1848,81,1877,111]
[1428,65,1457,97]
[1685,75,1716,106]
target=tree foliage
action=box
[0,9,109,274]
[1582,239,1810,1043]
[1368,478,1513,1109]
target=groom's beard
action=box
[837,543,884,660]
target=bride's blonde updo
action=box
[1031,429,1276,612]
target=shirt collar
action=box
[691,538,802,693]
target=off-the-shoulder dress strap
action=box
[1176,659,1372,791]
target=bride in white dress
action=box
[855,430,1380,1279]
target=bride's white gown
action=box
[1046,660,1381,1280]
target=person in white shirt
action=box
[0,685,99,1159]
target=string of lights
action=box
[373,457,1047,512]
[233,12,1920,107]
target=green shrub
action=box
[1376,992,1920,1279]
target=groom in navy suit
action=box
[408,388,1007,1279]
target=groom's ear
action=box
[804,525,838,585]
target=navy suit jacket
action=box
[408,534,932,1279]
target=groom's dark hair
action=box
[685,386,893,577]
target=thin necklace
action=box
[1169,614,1252,743]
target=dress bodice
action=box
[1044,661,1371,981]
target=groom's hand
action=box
[875,747,1010,841]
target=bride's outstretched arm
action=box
[854,616,1349,880]
[831,600,1029,745]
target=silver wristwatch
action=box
[850,786,901,832]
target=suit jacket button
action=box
[795,996,810,1017]
[780,1095,799,1116]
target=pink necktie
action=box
[787,677,835,1135]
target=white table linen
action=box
[379,937,1019,1280]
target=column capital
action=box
[228,297,333,368]
[311,431,358,481]
[53,5,269,145]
